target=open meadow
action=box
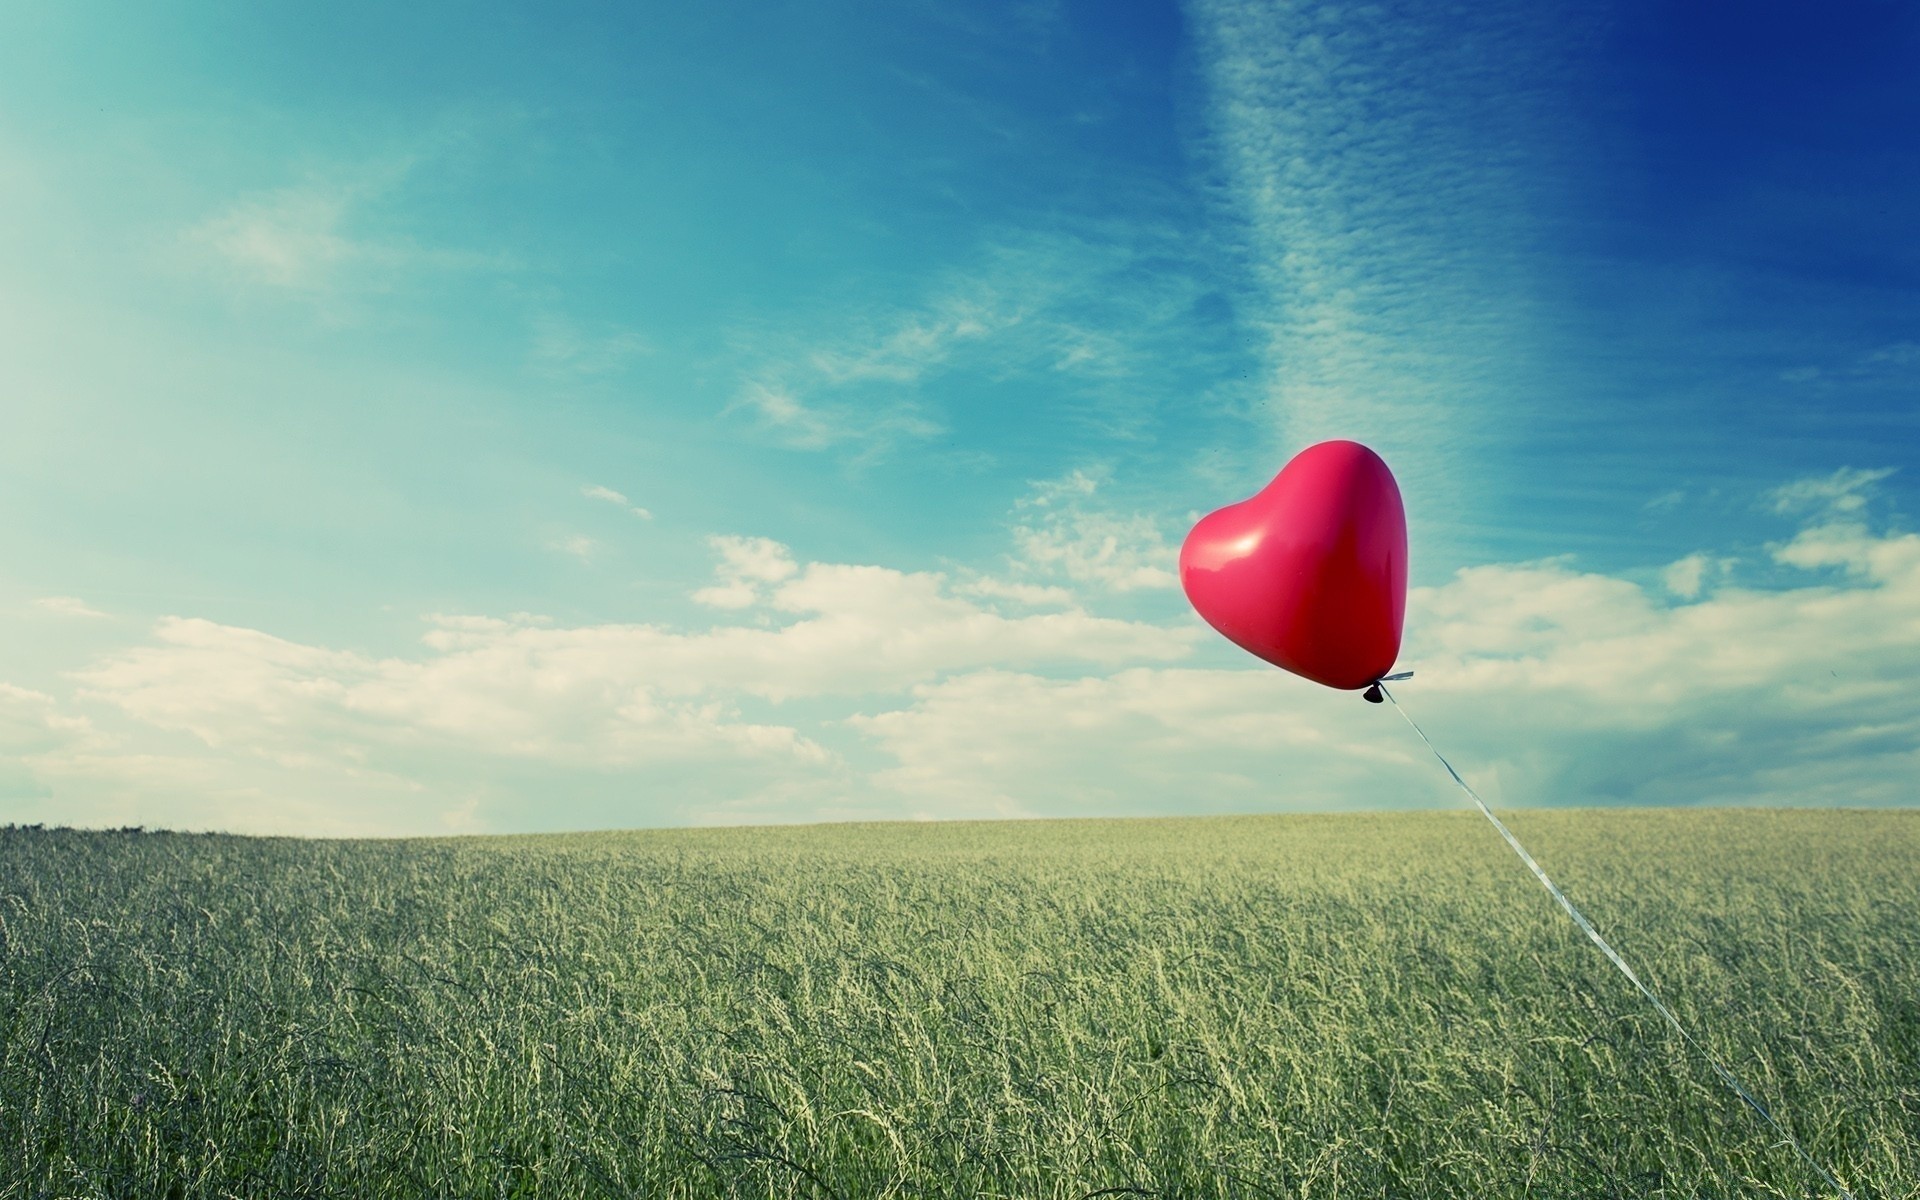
[2,809,1915,1199]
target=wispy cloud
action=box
[582,484,653,520]
[533,314,652,376]
[1190,0,1590,532]
[33,595,108,619]
[731,380,945,458]
[1781,341,1920,385]
[728,227,1237,460]
[551,534,597,561]
[1766,466,1896,516]
[805,305,993,386]
[185,157,507,300]
[191,184,362,290]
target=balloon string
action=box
[1378,684,1858,1200]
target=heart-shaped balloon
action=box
[1180,440,1407,690]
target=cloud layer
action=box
[4,474,1914,835]
[1189,0,1601,557]
[860,512,1920,819]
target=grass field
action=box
[2,808,1915,1199]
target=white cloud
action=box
[73,615,830,777]
[1662,553,1709,599]
[1008,469,1178,591]
[582,484,653,519]
[659,545,1193,699]
[192,185,359,290]
[0,684,99,755]
[0,685,120,824]
[4,732,446,839]
[25,472,1920,834]
[692,534,799,608]
[850,667,1406,819]
[956,578,1076,608]
[185,160,504,298]
[33,595,108,619]
[853,513,1920,818]
[1772,518,1909,578]
[1766,466,1896,516]
[66,538,1191,805]
[552,533,597,561]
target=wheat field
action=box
[3,808,1914,1198]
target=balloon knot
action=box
[1362,683,1385,704]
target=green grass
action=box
[2,809,1915,1199]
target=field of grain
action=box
[2,809,1915,1198]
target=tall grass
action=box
[2,808,1914,1198]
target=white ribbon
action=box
[1380,684,1858,1200]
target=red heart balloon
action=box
[1180,440,1407,690]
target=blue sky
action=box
[2,0,1915,834]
